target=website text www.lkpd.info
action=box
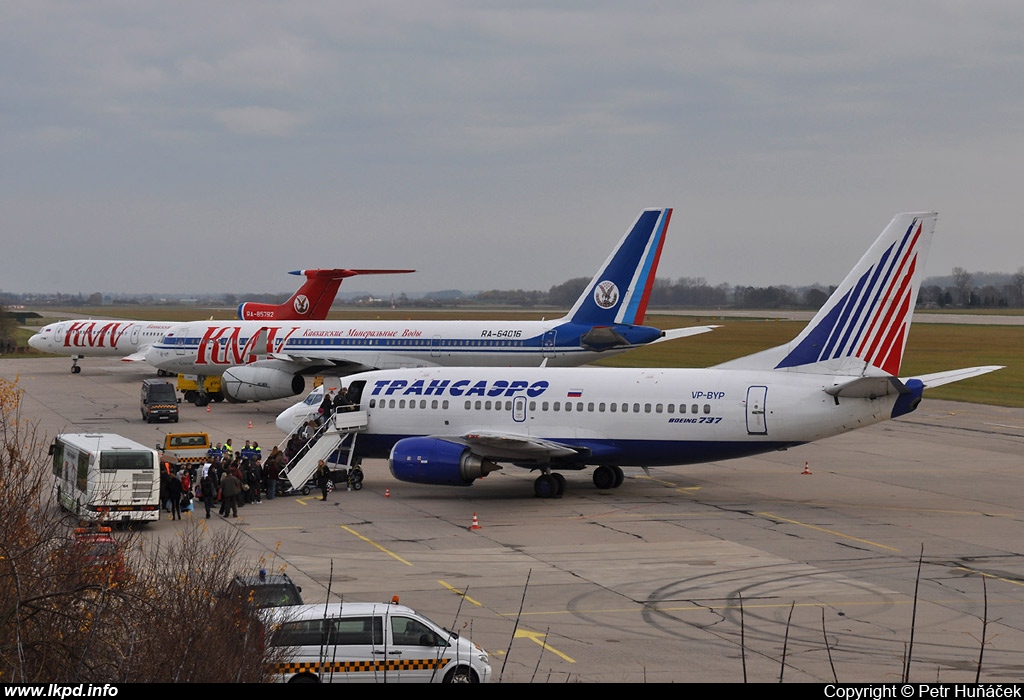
[4,685,117,698]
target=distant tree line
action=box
[5,266,1024,311]
[919,267,1024,309]
[462,267,1024,311]
[447,267,1024,311]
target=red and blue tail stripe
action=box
[776,216,928,374]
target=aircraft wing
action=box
[904,365,1005,389]
[260,351,441,375]
[267,356,379,375]
[649,325,720,345]
[458,431,583,462]
[120,346,152,363]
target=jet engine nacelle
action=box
[221,366,306,402]
[389,437,501,486]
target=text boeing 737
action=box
[288,211,1001,498]
[28,268,405,373]
[145,208,715,404]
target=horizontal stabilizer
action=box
[581,324,717,351]
[905,365,1004,389]
[825,375,907,399]
[289,268,415,279]
[650,326,720,344]
[827,365,1004,399]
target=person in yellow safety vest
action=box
[224,439,234,461]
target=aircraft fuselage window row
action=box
[366,398,713,415]
[370,399,453,410]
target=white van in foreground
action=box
[265,600,491,683]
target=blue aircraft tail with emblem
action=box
[563,208,672,326]
[237,268,415,321]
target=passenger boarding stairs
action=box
[280,410,368,491]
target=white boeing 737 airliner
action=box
[146,209,715,404]
[284,211,1001,498]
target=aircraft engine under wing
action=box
[221,365,306,402]
[388,433,584,486]
[389,437,502,486]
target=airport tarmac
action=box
[2,356,1023,683]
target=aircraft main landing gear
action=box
[184,391,223,407]
[533,471,566,499]
[592,465,624,490]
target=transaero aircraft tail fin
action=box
[715,212,938,376]
[565,208,672,327]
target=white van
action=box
[265,600,491,683]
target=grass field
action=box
[17,307,1021,407]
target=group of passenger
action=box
[319,387,355,423]
[159,464,192,521]
[157,385,362,521]
[281,387,357,464]
[283,429,317,464]
[159,437,290,520]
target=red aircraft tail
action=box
[237,269,415,321]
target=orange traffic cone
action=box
[802,461,812,475]
[248,420,253,429]
[469,513,482,530]
[384,488,390,498]
[206,405,211,413]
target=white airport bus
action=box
[50,433,161,523]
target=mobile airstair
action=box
[279,410,368,491]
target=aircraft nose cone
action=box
[274,411,293,434]
[28,333,44,350]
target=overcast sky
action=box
[3,2,1023,297]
